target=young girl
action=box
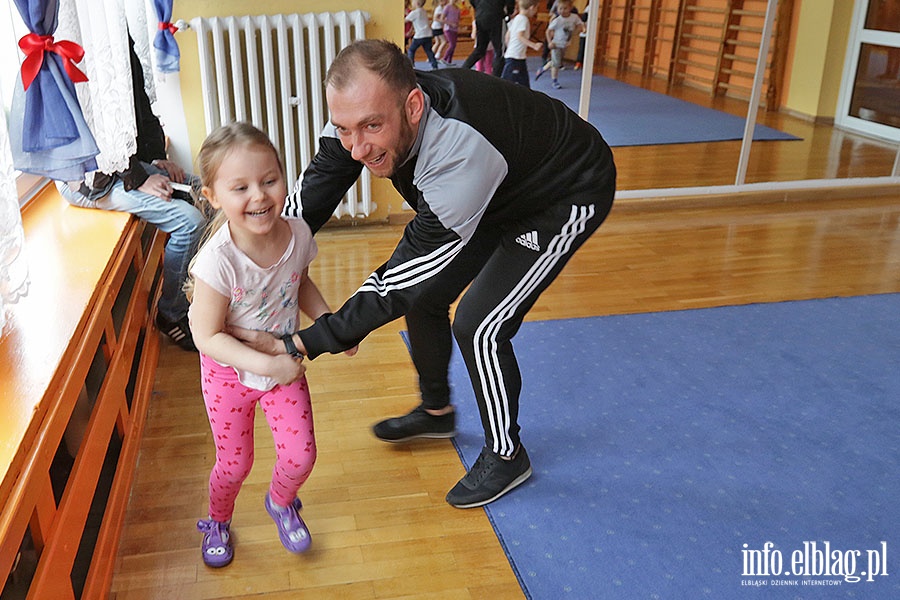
[440,0,461,65]
[188,122,343,567]
[431,0,448,65]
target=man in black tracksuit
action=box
[461,0,516,76]
[242,39,615,508]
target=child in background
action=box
[501,0,542,87]
[407,0,440,70]
[431,0,449,66]
[188,122,353,567]
[441,0,461,65]
[405,0,414,51]
[535,0,584,88]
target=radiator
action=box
[189,11,372,220]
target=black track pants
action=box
[405,198,611,457]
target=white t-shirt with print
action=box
[189,217,317,391]
[547,13,582,49]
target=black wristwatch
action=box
[281,333,303,358]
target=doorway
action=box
[837,0,900,142]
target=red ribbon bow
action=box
[18,33,88,91]
[159,21,178,34]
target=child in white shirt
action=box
[406,0,440,70]
[501,0,543,87]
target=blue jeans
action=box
[58,163,206,322]
[408,37,439,69]
[501,58,531,88]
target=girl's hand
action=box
[344,344,360,357]
[270,354,306,385]
[228,325,282,355]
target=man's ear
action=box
[405,87,425,126]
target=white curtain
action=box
[56,0,157,175]
[0,97,29,334]
[1,0,162,333]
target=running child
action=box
[431,0,449,65]
[501,0,543,87]
[187,122,353,567]
[406,0,440,69]
[535,0,584,88]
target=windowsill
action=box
[1,181,132,503]
[15,172,48,208]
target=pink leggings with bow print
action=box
[200,354,316,522]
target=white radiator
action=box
[190,11,372,220]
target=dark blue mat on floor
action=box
[408,295,900,598]
[416,58,800,147]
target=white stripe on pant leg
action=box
[357,239,464,296]
[475,205,593,455]
[473,205,595,455]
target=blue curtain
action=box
[152,0,180,73]
[9,0,98,181]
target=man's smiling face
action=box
[326,68,422,178]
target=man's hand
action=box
[228,325,283,355]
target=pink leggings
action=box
[200,354,316,522]
[475,45,494,73]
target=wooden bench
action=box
[1,182,164,598]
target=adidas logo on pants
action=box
[515,230,540,251]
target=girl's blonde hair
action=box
[184,122,283,301]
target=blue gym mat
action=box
[416,294,899,598]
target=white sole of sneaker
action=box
[375,430,457,443]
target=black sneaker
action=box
[372,406,456,442]
[445,446,532,508]
[156,313,197,351]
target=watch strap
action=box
[281,333,303,358]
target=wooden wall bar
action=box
[588,0,792,107]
